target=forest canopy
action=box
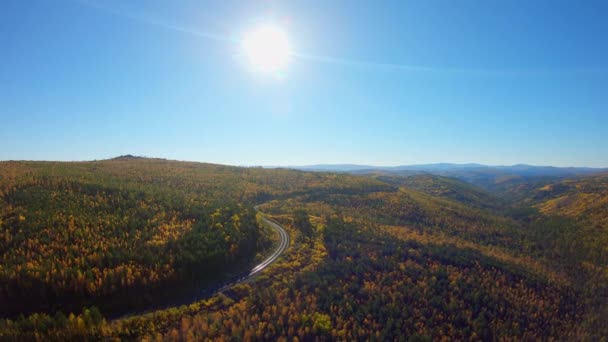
[0,158,606,340]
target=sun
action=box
[242,24,291,73]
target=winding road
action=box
[114,209,290,320]
[248,216,291,277]
[215,214,290,292]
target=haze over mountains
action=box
[287,163,608,191]
[291,163,607,175]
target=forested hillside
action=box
[0,158,391,318]
[0,158,606,340]
[371,174,503,210]
[519,173,608,329]
[0,160,265,317]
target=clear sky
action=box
[1,0,607,167]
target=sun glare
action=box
[242,25,291,73]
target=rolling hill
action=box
[0,157,606,340]
[290,163,608,193]
[370,173,504,210]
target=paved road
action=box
[215,214,290,291]
[113,209,290,320]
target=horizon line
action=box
[1,156,607,170]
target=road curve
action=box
[248,216,290,277]
[113,208,290,320]
[215,214,290,291]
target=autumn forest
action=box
[0,157,607,340]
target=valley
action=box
[0,157,606,340]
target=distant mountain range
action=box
[290,163,606,175]
[283,163,608,192]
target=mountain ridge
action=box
[289,163,607,172]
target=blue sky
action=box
[1,0,607,167]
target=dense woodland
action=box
[0,158,606,340]
[0,160,264,317]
